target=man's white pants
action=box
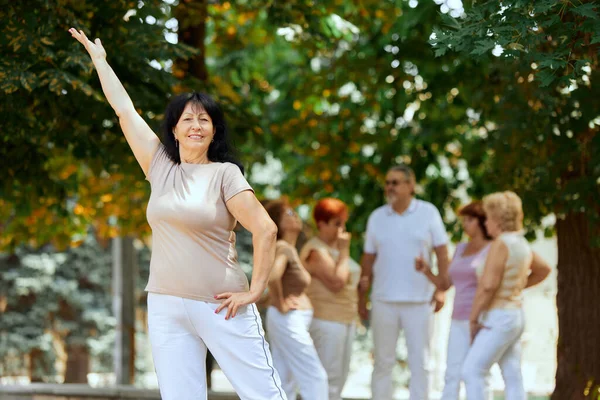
[441,319,492,400]
[147,293,287,400]
[462,308,525,400]
[310,318,356,400]
[371,300,433,400]
[266,307,328,400]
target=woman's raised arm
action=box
[69,28,159,175]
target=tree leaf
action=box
[571,3,599,19]
[535,69,556,87]
[470,39,496,56]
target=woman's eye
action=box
[184,118,192,121]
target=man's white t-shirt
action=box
[364,199,448,303]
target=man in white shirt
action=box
[359,165,450,400]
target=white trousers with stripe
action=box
[147,292,287,400]
[266,307,328,400]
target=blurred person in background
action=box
[359,165,450,400]
[416,201,492,400]
[265,199,328,400]
[462,191,551,400]
[299,198,361,400]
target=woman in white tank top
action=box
[462,191,551,400]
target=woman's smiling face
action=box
[173,102,215,154]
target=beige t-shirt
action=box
[299,237,360,324]
[145,145,253,303]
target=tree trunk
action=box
[28,348,45,383]
[63,343,90,383]
[175,0,209,87]
[112,237,136,385]
[553,212,600,399]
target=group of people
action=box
[356,166,551,400]
[261,165,551,400]
[263,197,359,400]
[70,28,552,400]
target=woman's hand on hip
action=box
[69,28,107,62]
[214,290,261,320]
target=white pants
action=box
[371,301,433,400]
[462,308,526,400]
[266,307,328,400]
[147,293,287,400]
[310,318,356,400]
[441,319,492,400]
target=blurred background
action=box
[1,0,598,399]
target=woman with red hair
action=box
[299,198,361,400]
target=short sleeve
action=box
[430,206,448,247]
[145,144,171,183]
[221,163,254,202]
[363,213,378,254]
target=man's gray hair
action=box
[389,165,415,182]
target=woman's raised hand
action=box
[337,231,351,251]
[68,28,106,62]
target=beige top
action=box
[269,241,312,310]
[145,145,253,303]
[476,231,532,310]
[300,237,360,324]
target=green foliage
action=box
[0,234,114,378]
[431,0,599,87]
[0,252,58,379]
[0,0,194,249]
[430,0,599,234]
[212,1,483,248]
[53,234,114,371]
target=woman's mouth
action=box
[188,134,205,140]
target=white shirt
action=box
[364,199,448,302]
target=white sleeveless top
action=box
[476,231,532,309]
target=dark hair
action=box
[161,92,244,173]
[458,201,492,240]
[264,198,290,240]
